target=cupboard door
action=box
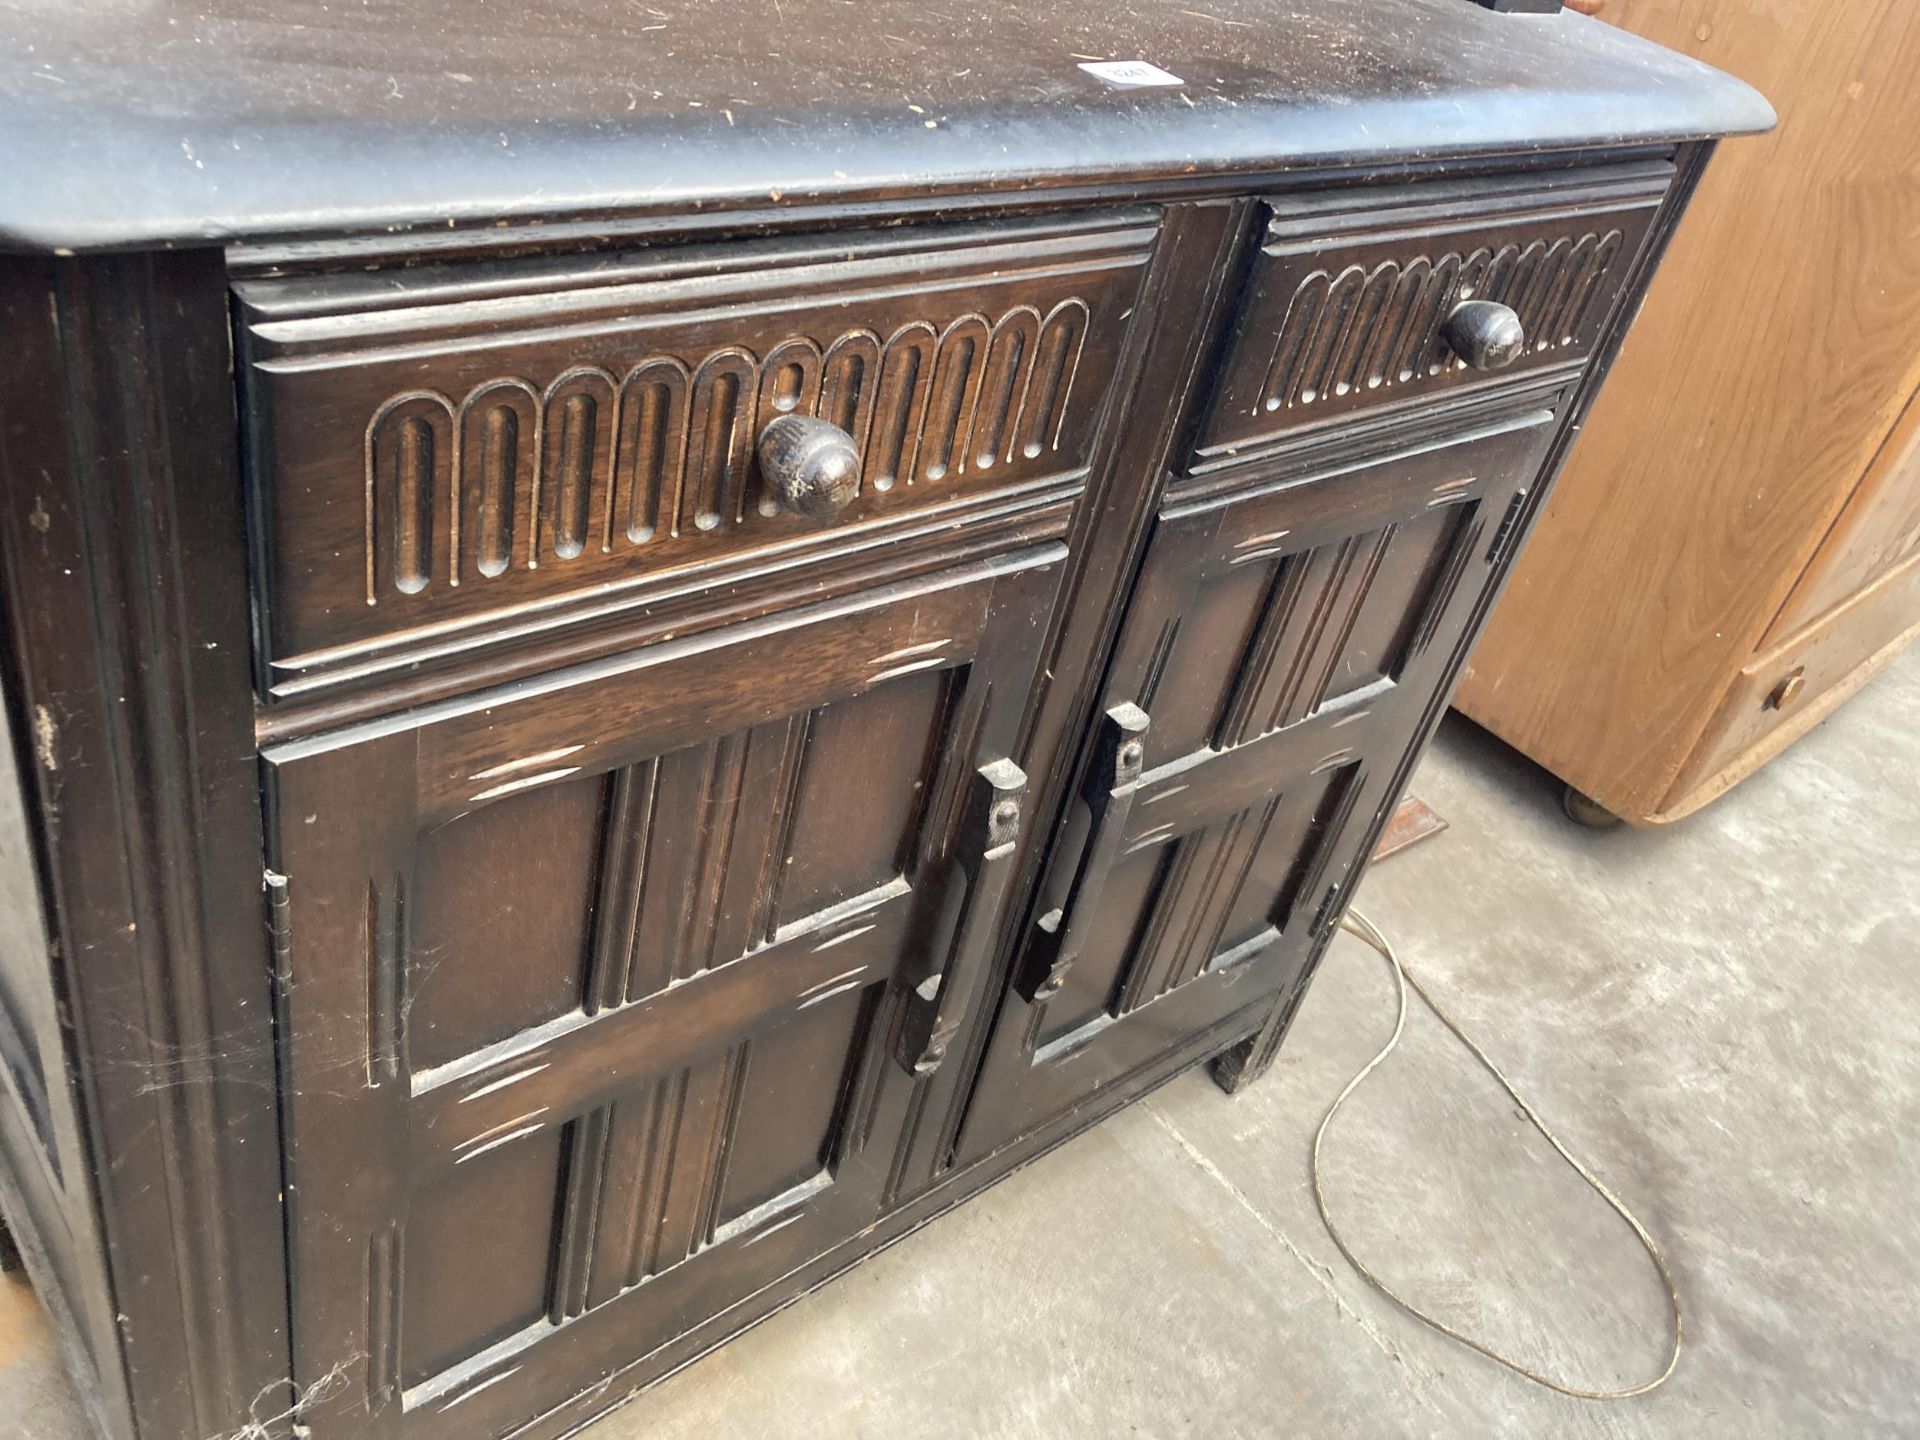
[960,408,1557,1158]
[266,548,1057,1439]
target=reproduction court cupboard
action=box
[0,4,1766,1437]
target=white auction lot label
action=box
[1078,59,1186,88]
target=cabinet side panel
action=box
[0,666,122,1440]
[0,255,141,1440]
[0,252,291,1440]
[0,679,57,1182]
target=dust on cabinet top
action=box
[0,0,1770,254]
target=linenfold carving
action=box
[362,301,1091,602]
[1256,230,1624,417]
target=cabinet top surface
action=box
[0,0,1769,253]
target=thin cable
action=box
[1312,906,1682,1400]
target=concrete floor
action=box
[3,648,1915,1438]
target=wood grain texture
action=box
[1770,382,1920,639]
[1456,0,1920,823]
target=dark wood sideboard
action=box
[0,5,1767,1437]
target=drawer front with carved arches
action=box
[237,212,1155,700]
[1194,161,1670,470]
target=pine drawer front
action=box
[1193,161,1671,473]
[237,211,1156,700]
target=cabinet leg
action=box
[1211,1020,1289,1094]
[1215,958,1322,1094]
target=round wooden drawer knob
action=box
[1443,300,1527,371]
[1767,669,1807,710]
[756,414,862,519]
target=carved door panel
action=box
[960,407,1559,1159]
[266,549,1058,1439]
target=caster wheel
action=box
[1561,783,1623,830]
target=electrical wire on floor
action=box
[1314,906,1682,1400]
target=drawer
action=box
[1192,161,1671,471]
[1666,543,1920,816]
[236,212,1156,701]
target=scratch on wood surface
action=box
[454,1112,550,1163]
[811,923,877,953]
[469,766,582,803]
[458,1062,552,1102]
[32,705,57,771]
[869,637,951,666]
[866,656,948,686]
[797,979,865,1010]
[799,964,870,996]
[469,745,584,781]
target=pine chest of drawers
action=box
[0,3,1766,1437]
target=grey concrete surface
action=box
[3,647,1914,1438]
